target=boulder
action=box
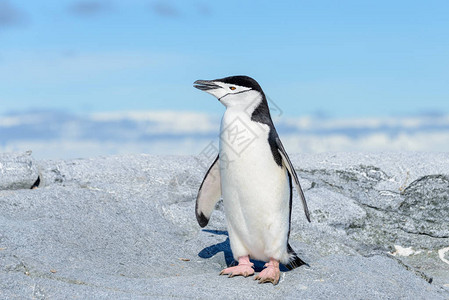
[0,151,39,190]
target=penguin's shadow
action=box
[198,229,290,272]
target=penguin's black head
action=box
[194,75,265,109]
[214,76,263,93]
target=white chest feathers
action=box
[218,108,291,262]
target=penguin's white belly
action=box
[219,112,290,263]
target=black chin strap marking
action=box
[218,88,253,101]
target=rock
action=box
[290,152,449,288]
[0,151,39,190]
[399,175,449,238]
[0,153,448,298]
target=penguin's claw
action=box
[220,264,255,278]
[220,256,254,278]
[255,275,279,284]
[254,258,280,285]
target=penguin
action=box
[194,75,310,285]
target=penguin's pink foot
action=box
[220,255,254,278]
[254,258,280,285]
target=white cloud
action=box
[90,110,219,134]
[283,114,449,131]
[1,110,448,159]
[281,132,449,154]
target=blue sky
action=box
[1,0,448,118]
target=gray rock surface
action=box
[0,151,39,190]
[0,152,448,299]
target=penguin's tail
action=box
[284,243,309,270]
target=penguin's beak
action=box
[193,80,221,91]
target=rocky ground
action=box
[0,151,448,299]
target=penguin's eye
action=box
[229,86,236,90]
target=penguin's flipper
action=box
[275,137,311,222]
[196,155,221,227]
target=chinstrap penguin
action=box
[194,75,310,285]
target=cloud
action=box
[150,1,179,17]
[0,0,27,28]
[90,111,219,134]
[282,132,449,153]
[148,2,211,19]
[68,0,112,16]
[2,110,449,160]
[195,2,212,16]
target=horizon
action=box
[1,109,448,159]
